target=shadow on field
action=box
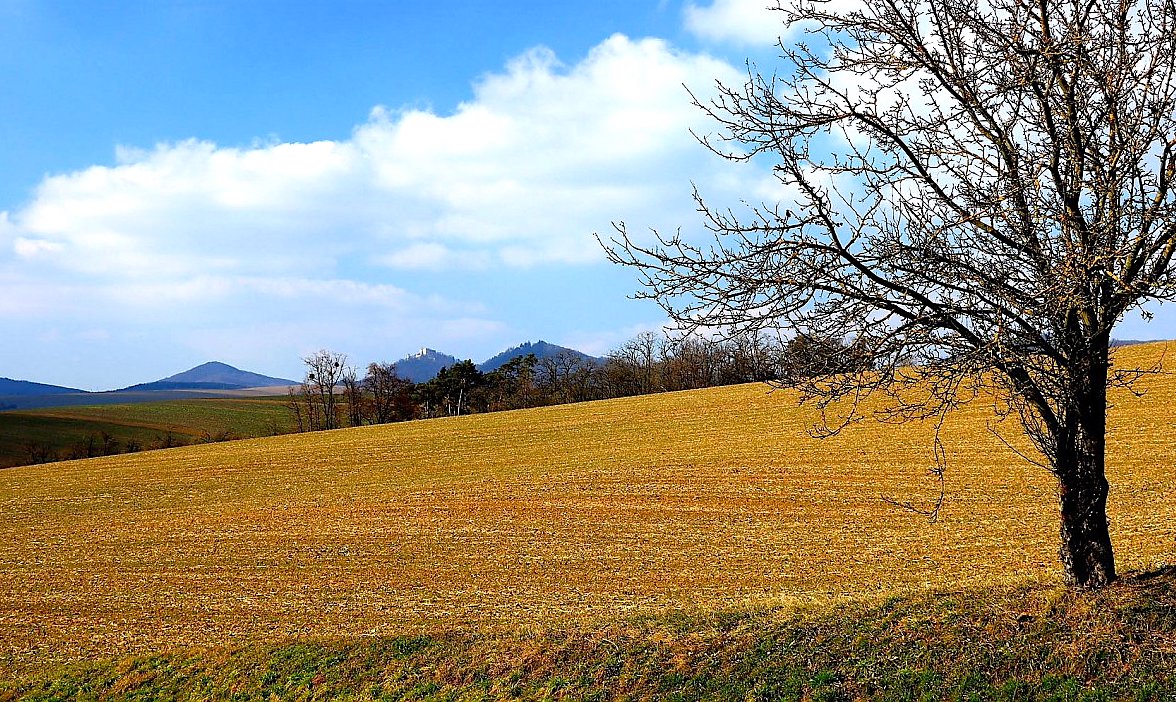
[2,573,1174,701]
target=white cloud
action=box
[0,211,16,244]
[437,317,510,341]
[684,0,869,45]
[562,320,675,358]
[684,0,784,45]
[97,275,430,311]
[3,34,750,289]
[16,138,364,279]
[0,274,82,318]
[0,33,779,386]
[13,236,63,258]
[353,35,749,262]
[379,243,491,271]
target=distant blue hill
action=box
[389,342,603,383]
[0,378,84,397]
[0,363,298,411]
[392,348,461,383]
[478,340,602,373]
[118,361,297,392]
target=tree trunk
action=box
[1054,339,1117,588]
[1056,460,1116,587]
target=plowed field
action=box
[2,343,1173,672]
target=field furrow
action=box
[1,343,1174,674]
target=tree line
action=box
[19,429,235,467]
[286,331,863,431]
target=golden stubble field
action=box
[1,343,1174,672]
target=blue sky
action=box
[1,1,1170,390]
[0,1,693,207]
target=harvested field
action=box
[1,342,1174,674]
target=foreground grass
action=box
[3,569,1173,701]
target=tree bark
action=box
[1054,341,1117,588]
[1057,461,1116,587]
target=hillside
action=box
[1,363,297,412]
[1,341,1173,692]
[0,378,82,397]
[392,347,460,382]
[118,361,296,391]
[0,397,295,467]
[391,341,602,381]
[477,339,601,372]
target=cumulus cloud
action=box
[14,138,364,279]
[3,34,747,290]
[0,210,16,242]
[379,243,491,271]
[13,237,64,259]
[684,0,869,45]
[684,0,785,45]
[0,33,776,385]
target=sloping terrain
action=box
[477,340,602,372]
[0,343,1173,690]
[0,362,296,411]
[0,397,293,467]
[392,348,461,382]
[0,378,82,397]
[117,361,297,392]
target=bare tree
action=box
[286,386,306,433]
[610,331,663,395]
[536,351,589,403]
[301,350,348,431]
[605,0,1176,587]
[487,354,541,410]
[722,331,780,384]
[342,364,365,428]
[365,362,416,423]
[22,440,57,465]
[566,358,605,402]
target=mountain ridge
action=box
[389,341,603,382]
[0,377,85,397]
[392,348,461,383]
[118,361,297,392]
[477,340,602,372]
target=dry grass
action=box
[1,342,1173,675]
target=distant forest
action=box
[287,330,865,432]
[2,330,864,470]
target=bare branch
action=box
[601,0,1176,588]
